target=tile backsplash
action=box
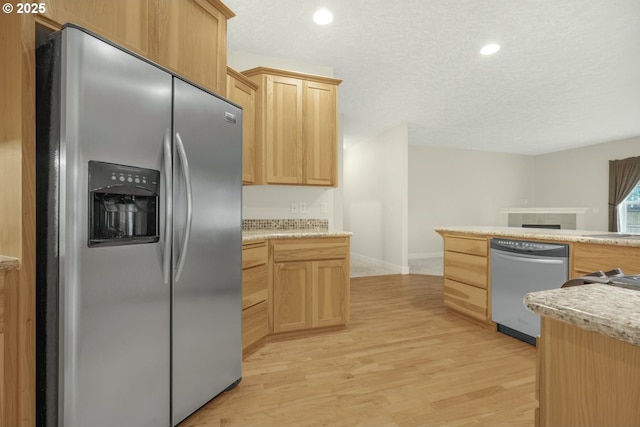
[242,219,329,231]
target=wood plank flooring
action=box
[181,274,537,427]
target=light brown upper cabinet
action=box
[151,0,235,96]
[227,67,258,184]
[39,0,234,96]
[242,67,342,187]
[39,0,153,56]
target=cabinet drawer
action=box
[572,243,640,276]
[273,240,348,262]
[242,242,267,269]
[445,236,488,256]
[242,301,268,350]
[443,278,487,321]
[444,251,488,289]
[242,263,268,309]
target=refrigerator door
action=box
[171,78,243,425]
[45,27,173,427]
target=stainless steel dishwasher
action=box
[490,238,569,345]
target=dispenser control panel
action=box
[89,161,159,195]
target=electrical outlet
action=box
[290,202,299,214]
[299,202,307,213]
[320,202,328,213]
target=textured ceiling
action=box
[224,0,640,155]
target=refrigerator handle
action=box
[174,132,193,282]
[162,128,173,285]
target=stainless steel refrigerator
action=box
[36,25,242,427]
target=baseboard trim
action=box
[408,251,444,260]
[350,252,410,274]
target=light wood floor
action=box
[181,274,537,427]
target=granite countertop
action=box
[0,255,20,271]
[525,284,640,347]
[243,229,353,242]
[434,226,640,247]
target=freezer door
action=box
[171,78,243,425]
[39,27,173,427]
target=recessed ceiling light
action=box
[313,9,333,25]
[480,44,500,55]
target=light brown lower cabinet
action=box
[271,237,350,334]
[442,277,487,322]
[571,242,640,277]
[536,317,640,426]
[241,240,268,355]
[273,259,349,333]
[0,271,5,423]
[242,235,351,355]
[0,329,4,424]
[440,234,490,323]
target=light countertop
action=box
[525,284,640,347]
[0,255,20,271]
[243,229,352,242]
[434,226,640,247]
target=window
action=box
[619,181,640,233]
[609,156,640,232]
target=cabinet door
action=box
[303,81,337,186]
[154,0,228,94]
[41,0,151,56]
[312,260,348,327]
[265,75,303,184]
[273,262,310,332]
[227,72,256,184]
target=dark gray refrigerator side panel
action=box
[36,33,62,427]
[36,27,173,427]
[171,78,243,426]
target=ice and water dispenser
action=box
[88,161,160,247]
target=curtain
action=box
[609,156,640,232]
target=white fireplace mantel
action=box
[502,208,589,230]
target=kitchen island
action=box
[525,284,640,427]
[434,226,640,325]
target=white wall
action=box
[530,136,640,231]
[407,136,640,258]
[229,51,343,229]
[231,46,639,256]
[344,123,409,273]
[408,146,534,256]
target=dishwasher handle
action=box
[492,250,565,265]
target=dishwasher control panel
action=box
[490,238,569,256]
